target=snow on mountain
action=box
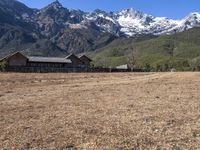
[181,13,200,29]
[15,0,200,37]
[1,0,200,56]
[84,8,200,36]
[116,8,154,36]
[113,9,200,36]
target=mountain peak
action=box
[94,9,107,14]
[47,0,63,9]
[39,0,64,13]
[118,8,146,19]
[121,8,141,14]
[184,12,200,21]
[52,0,62,5]
[189,12,200,15]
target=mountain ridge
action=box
[13,0,200,37]
[0,0,200,57]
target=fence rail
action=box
[2,66,144,73]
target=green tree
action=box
[127,46,140,71]
[163,63,169,72]
[163,40,175,56]
[0,60,7,71]
[156,64,162,72]
[144,63,151,72]
[189,58,198,71]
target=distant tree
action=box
[163,40,175,56]
[0,60,7,71]
[156,64,162,72]
[163,63,169,72]
[144,63,151,72]
[96,57,111,68]
[189,58,198,71]
[127,46,139,71]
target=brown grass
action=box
[0,72,200,149]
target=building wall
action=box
[8,53,27,66]
[68,55,83,67]
[27,62,72,68]
[80,57,91,67]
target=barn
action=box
[66,54,83,68]
[0,52,92,72]
[78,55,92,68]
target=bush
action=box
[0,60,8,71]
[144,63,151,72]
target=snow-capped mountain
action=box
[0,0,200,56]
[85,8,200,36]
[5,0,199,37]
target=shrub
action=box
[0,60,8,71]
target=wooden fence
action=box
[2,66,144,73]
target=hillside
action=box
[0,0,200,58]
[91,27,200,71]
[0,0,117,57]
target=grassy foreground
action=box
[0,73,200,149]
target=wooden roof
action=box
[78,55,92,61]
[0,52,72,64]
[1,52,91,64]
[65,54,79,59]
[0,51,28,62]
[28,56,72,63]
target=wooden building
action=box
[0,52,92,72]
[66,54,83,68]
[78,55,92,68]
[6,52,28,66]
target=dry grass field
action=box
[1,72,200,149]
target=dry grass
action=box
[0,72,200,149]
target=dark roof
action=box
[65,53,79,59]
[0,51,27,61]
[28,56,72,63]
[78,55,92,61]
[1,52,89,64]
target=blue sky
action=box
[19,0,200,19]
